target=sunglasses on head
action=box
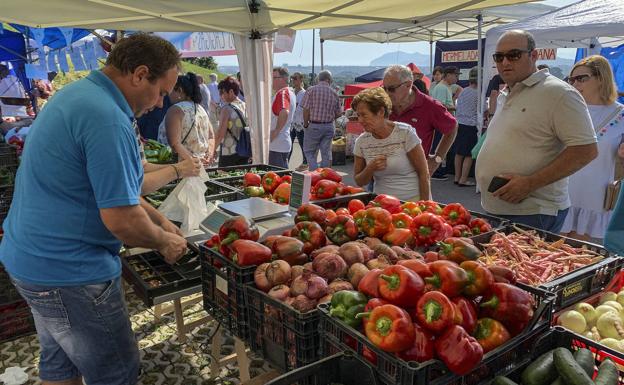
[567,74,592,84]
[383,81,410,93]
[492,49,532,63]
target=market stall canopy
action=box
[319,3,554,43]
[0,0,540,34]
[344,80,382,109]
[9,25,91,49]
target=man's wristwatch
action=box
[429,154,443,164]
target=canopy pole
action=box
[429,31,433,77]
[320,38,324,70]
[24,26,38,115]
[311,29,315,82]
[476,13,483,132]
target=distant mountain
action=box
[370,51,431,67]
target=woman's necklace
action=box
[594,105,624,139]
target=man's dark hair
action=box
[413,79,428,95]
[525,31,536,51]
[175,72,202,104]
[218,76,240,96]
[433,66,444,75]
[106,33,181,82]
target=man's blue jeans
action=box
[303,122,334,171]
[11,276,140,384]
[495,208,570,233]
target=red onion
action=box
[328,279,354,294]
[266,260,291,287]
[318,293,333,304]
[291,265,304,282]
[291,295,318,313]
[303,262,313,271]
[290,274,308,296]
[348,263,370,288]
[285,296,296,307]
[306,274,329,299]
[254,263,272,292]
[339,242,365,266]
[311,245,340,258]
[313,253,348,282]
[268,284,290,301]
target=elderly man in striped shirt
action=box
[301,70,342,170]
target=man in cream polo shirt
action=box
[476,30,598,232]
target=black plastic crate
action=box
[493,326,624,384]
[0,300,36,343]
[0,143,19,168]
[205,164,287,180]
[319,285,554,385]
[204,180,242,202]
[471,223,621,311]
[121,246,203,307]
[266,352,379,385]
[0,264,21,304]
[245,284,320,372]
[200,244,255,340]
[0,165,17,188]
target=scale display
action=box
[200,210,230,234]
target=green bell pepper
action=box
[329,290,368,328]
[244,186,265,197]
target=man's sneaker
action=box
[295,164,309,171]
[431,175,448,181]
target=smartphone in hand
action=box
[488,176,510,193]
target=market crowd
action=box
[1,30,624,384]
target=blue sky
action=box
[215,0,578,67]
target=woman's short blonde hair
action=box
[571,55,618,104]
[351,87,393,118]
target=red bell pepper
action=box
[353,209,366,228]
[425,260,469,297]
[378,265,425,307]
[401,201,423,217]
[271,236,308,265]
[281,175,292,184]
[362,304,415,352]
[314,180,340,199]
[348,199,366,214]
[219,216,259,247]
[360,207,392,238]
[435,325,483,375]
[325,215,358,245]
[469,218,492,235]
[295,203,327,227]
[480,283,534,336]
[416,200,442,215]
[441,203,471,226]
[290,221,327,255]
[460,260,494,297]
[342,185,365,194]
[391,213,413,229]
[305,170,323,187]
[410,212,447,247]
[442,222,454,238]
[272,182,291,204]
[359,298,390,329]
[203,234,220,252]
[362,346,378,365]
[261,172,282,193]
[452,297,478,334]
[424,251,439,263]
[452,224,473,238]
[335,207,351,217]
[325,209,337,221]
[397,259,432,278]
[243,172,261,187]
[383,228,415,248]
[358,269,383,298]
[416,291,458,334]
[473,318,511,353]
[487,265,517,284]
[229,239,272,266]
[397,323,436,363]
[437,237,482,264]
[318,167,343,183]
[368,194,402,214]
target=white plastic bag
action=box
[158,167,210,236]
[0,367,29,385]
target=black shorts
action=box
[455,124,478,156]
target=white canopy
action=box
[319,3,554,43]
[0,0,540,163]
[481,0,624,120]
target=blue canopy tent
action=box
[10,25,90,50]
[0,29,29,99]
[354,67,386,83]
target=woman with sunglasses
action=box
[352,87,430,201]
[561,55,624,242]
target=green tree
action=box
[182,57,217,71]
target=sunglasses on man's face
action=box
[492,49,532,63]
[567,74,592,85]
[383,81,410,93]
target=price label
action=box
[289,171,311,209]
[215,275,228,295]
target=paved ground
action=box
[287,143,483,212]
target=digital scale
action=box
[200,197,296,240]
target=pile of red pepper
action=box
[332,257,536,376]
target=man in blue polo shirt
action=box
[0,34,187,385]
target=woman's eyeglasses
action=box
[567,74,592,84]
[492,49,532,63]
[383,81,410,93]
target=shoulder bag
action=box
[227,103,252,158]
[602,105,624,211]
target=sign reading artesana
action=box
[442,48,557,63]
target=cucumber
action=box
[552,348,594,385]
[521,351,559,385]
[493,376,518,385]
[594,358,618,385]
[573,348,594,377]
[549,378,564,385]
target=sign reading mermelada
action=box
[442,48,557,63]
